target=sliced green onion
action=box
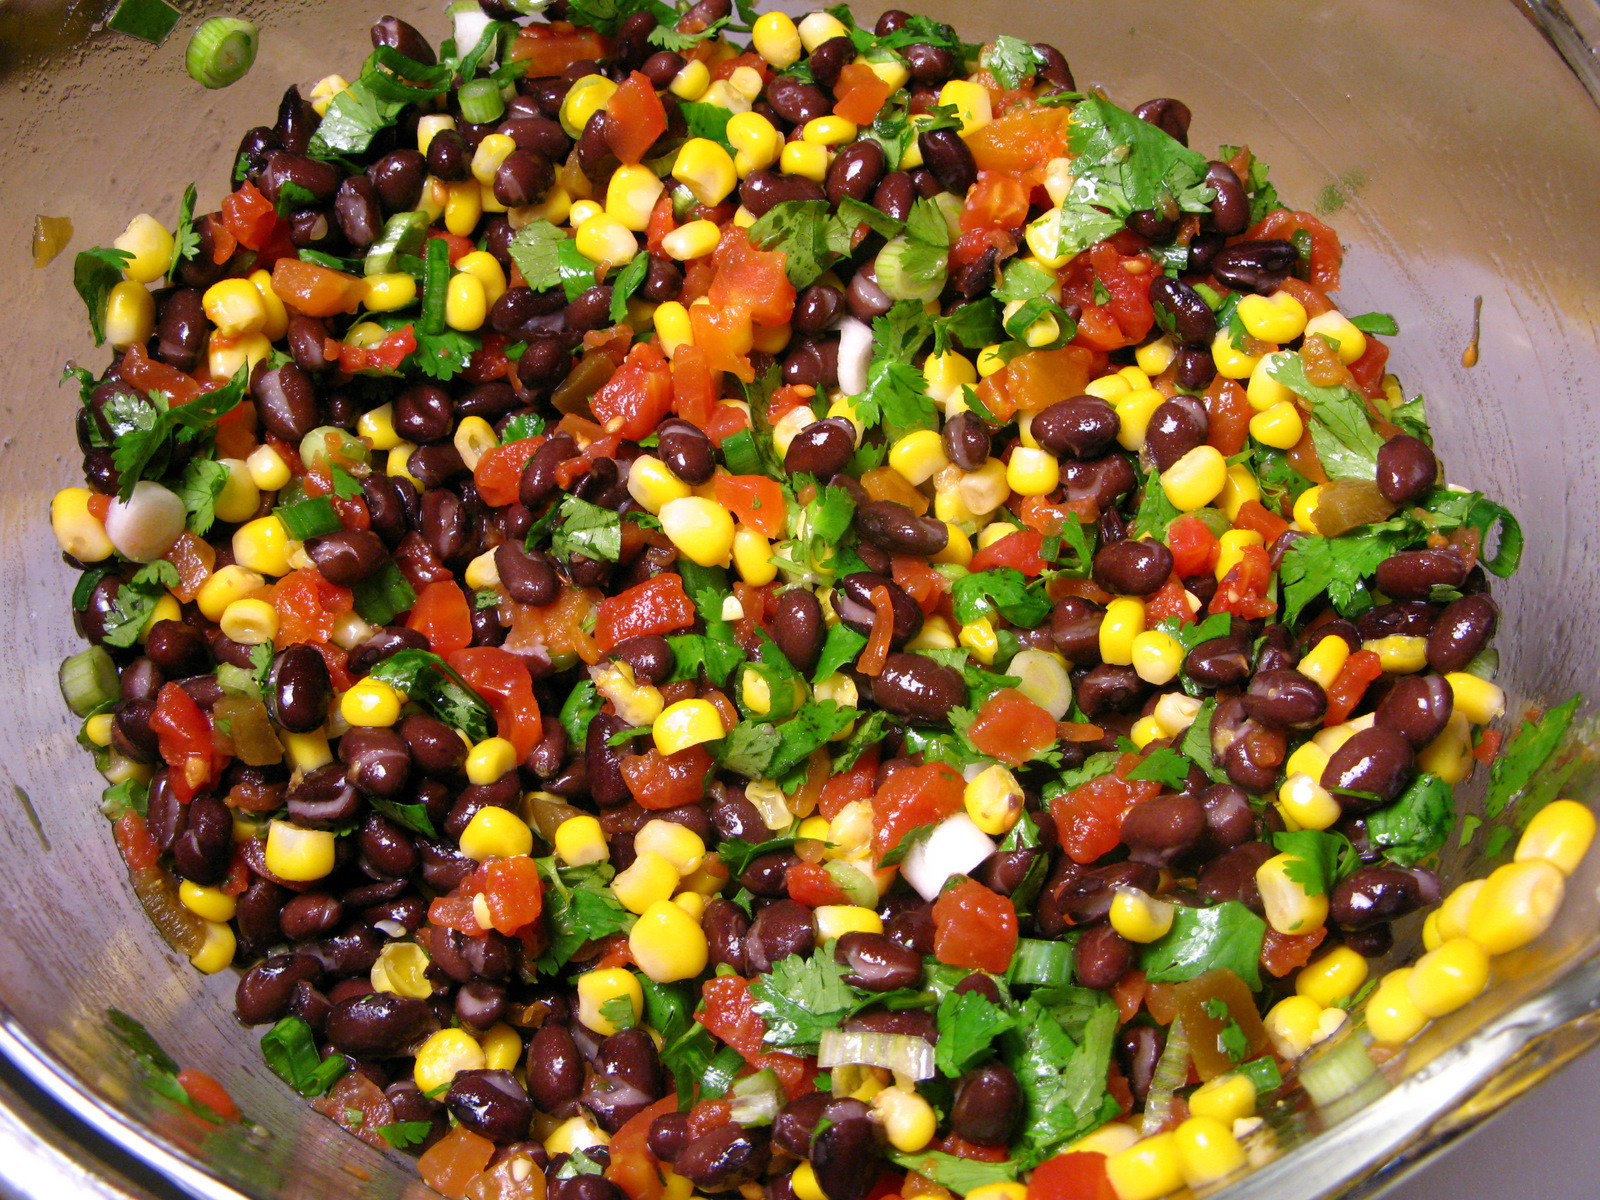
[700,1045,744,1099]
[874,235,945,302]
[275,496,343,542]
[420,237,451,337]
[823,859,880,908]
[817,1030,935,1082]
[186,18,259,89]
[106,0,180,44]
[457,79,507,125]
[1298,1026,1381,1109]
[364,211,431,277]
[1008,937,1076,987]
[728,1069,783,1127]
[350,560,418,626]
[59,646,120,716]
[1139,1019,1190,1136]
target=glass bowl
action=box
[0,1,1596,1197]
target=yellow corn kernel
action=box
[465,737,519,786]
[456,250,508,308]
[797,11,848,50]
[218,597,279,645]
[1245,351,1295,411]
[1160,444,1229,512]
[1110,888,1176,944]
[931,522,972,568]
[469,132,518,188]
[815,905,882,941]
[82,712,115,748]
[387,441,423,489]
[725,65,764,102]
[623,455,689,515]
[749,10,803,66]
[1417,712,1474,785]
[577,966,645,1036]
[1105,1132,1183,1200]
[726,110,783,177]
[659,496,736,567]
[949,616,998,669]
[1265,994,1324,1059]
[1516,799,1596,876]
[478,1023,523,1073]
[371,942,433,1000]
[568,199,604,227]
[672,138,739,205]
[591,660,664,728]
[630,900,710,983]
[887,429,948,486]
[1256,852,1329,935]
[453,415,498,474]
[975,343,1008,377]
[544,1115,611,1158]
[1304,311,1367,364]
[923,349,978,405]
[733,527,777,585]
[1214,528,1264,582]
[351,405,400,454]
[636,819,706,876]
[136,595,180,644]
[178,880,238,923]
[780,139,829,182]
[652,698,726,755]
[1117,366,1151,387]
[1407,936,1490,1018]
[50,487,114,562]
[1298,634,1351,689]
[1005,446,1060,497]
[1296,945,1369,1006]
[871,1086,937,1153]
[801,115,857,146]
[210,457,260,524]
[414,1028,487,1095]
[673,891,707,922]
[660,218,721,263]
[278,729,332,775]
[1421,911,1444,952]
[574,213,639,267]
[938,79,993,133]
[1293,484,1324,533]
[1112,387,1165,451]
[555,814,609,867]
[415,112,455,154]
[1135,335,1177,379]
[966,1185,1027,1200]
[1071,1123,1142,1158]
[1099,596,1146,667]
[202,277,268,338]
[1434,879,1483,945]
[1366,969,1429,1044]
[340,677,404,727]
[605,164,667,232]
[1211,329,1260,380]
[669,58,711,101]
[1249,401,1304,450]
[1283,741,1330,780]
[791,1163,826,1200]
[442,177,482,237]
[955,458,1010,518]
[1237,291,1307,343]
[1211,463,1258,523]
[654,300,694,356]
[561,74,617,136]
[208,330,273,380]
[189,920,237,974]
[1083,372,1130,401]
[1187,1074,1257,1125]
[103,278,156,348]
[444,271,489,333]
[1131,629,1184,686]
[613,851,679,915]
[265,819,336,882]
[1467,858,1565,955]
[963,764,1024,837]
[232,513,294,577]
[862,55,910,90]
[1152,693,1202,739]
[113,213,175,284]
[1444,672,1506,725]
[1173,1115,1245,1188]
[1126,714,1158,749]
[1364,634,1428,674]
[1276,772,1341,832]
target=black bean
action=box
[252,362,319,441]
[950,1063,1022,1146]
[704,897,751,974]
[1032,395,1119,459]
[1374,673,1454,749]
[1427,594,1498,673]
[836,573,922,644]
[341,726,413,798]
[426,128,472,181]
[916,126,976,194]
[326,993,436,1058]
[495,540,559,606]
[421,488,469,564]
[332,174,382,247]
[1143,397,1210,473]
[871,170,916,222]
[1054,862,1160,926]
[586,713,631,807]
[1121,793,1205,860]
[882,899,935,955]
[304,529,389,587]
[1210,239,1299,294]
[1033,43,1074,88]
[640,49,685,88]
[154,288,207,370]
[676,1123,770,1192]
[259,150,343,205]
[647,1111,692,1162]
[1322,727,1415,811]
[1050,597,1104,665]
[810,1112,882,1200]
[1093,538,1173,596]
[1204,161,1250,236]
[793,284,844,335]
[170,797,232,885]
[234,125,280,185]
[1119,1025,1165,1104]
[826,140,886,206]
[525,1023,584,1114]
[367,149,427,211]
[280,892,343,940]
[607,634,673,686]
[652,419,713,484]
[442,1069,532,1145]
[1075,922,1135,990]
[1184,634,1252,690]
[142,621,206,677]
[1199,783,1258,853]
[800,35,850,88]
[270,643,332,733]
[1330,865,1431,929]
[772,1092,829,1158]
[1374,549,1470,601]
[392,383,451,444]
[738,169,825,220]
[287,762,362,827]
[1077,664,1146,720]
[1375,434,1438,505]
[854,500,948,556]
[871,653,964,723]
[495,148,556,208]
[902,41,956,83]
[976,848,1038,895]
[835,932,924,992]
[641,255,682,303]
[843,266,891,322]
[1197,842,1274,911]
[783,417,855,477]
[1243,668,1327,729]
[1174,343,1217,391]
[520,434,576,507]
[348,625,428,677]
[1148,275,1217,346]
[236,953,323,1025]
[371,14,435,63]
[1133,98,1191,145]
[764,588,824,675]
[766,75,832,126]
[358,812,419,879]
[745,899,817,973]
[939,410,991,470]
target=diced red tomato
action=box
[408,579,474,654]
[785,862,851,908]
[176,1068,240,1122]
[871,762,965,863]
[270,257,366,317]
[709,225,795,328]
[607,1096,677,1200]
[418,1126,497,1200]
[219,182,278,251]
[508,21,611,77]
[688,301,755,382]
[975,345,1100,422]
[890,554,949,614]
[114,812,160,871]
[592,342,675,441]
[704,403,751,446]
[1167,514,1221,578]
[448,646,542,761]
[669,344,718,427]
[462,331,512,383]
[1210,544,1277,620]
[969,529,1047,575]
[831,61,895,124]
[767,385,815,426]
[1027,1152,1117,1200]
[959,171,1031,234]
[120,344,201,405]
[620,745,715,810]
[713,474,787,539]
[1261,925,1326,978]
[1061,243,1157,350]
[965,105,1074,173]
[1323,647,1383,727]
[818,752,877,820]
[1473,726,1503,765]
[1234,499,1291,545]
[479,856,544,936]
[1203,378,1253,456]
[606,71,668,164]
[473,436,543,508]
[1347,334,1391,400]
[967,688,1058,766]
[150,682,224,803]
[1050,760,1161,865]
[330,323,416,375]
[932,877,1018,973]
[594,573,697,653]
[1143,576,1194,625]
[1247,209,1343,291]
[425,230,477,264]
[697,975,814,1097]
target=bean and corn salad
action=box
[52,2,1591,1198]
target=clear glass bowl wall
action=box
[0,1,1596,1197]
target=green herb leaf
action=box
[1484,694,1581,820]
[951,567,1052,628]
[542,495,625,564]
[1002,986,1121,1157]
[1125,745,1193,789]
[981,35,1045,90]
[609,252,652,322]
[74,247,136,346]
[599,993,639,1030]
[374,1121,433,1148]
[1348,312,1399,336]
[559,679,603,748]
[168,183,200,279]
[1066,95,1214,217]
[366,795,437,838]
[749,951,855,1048]
[1267,353,1383,480]
[536,858,636,973]
[1271,830,1359,902]
[349,559,418,626]
[666,633,747,686]
[934,988,1018,1076]
[262,1015,349,1096]
[1139,901,1267,990]
[1130,467,1184,540]
[1365,773,1454,866]
[507,219,567,291]
[1276,524,1414,626]
[679,100,736,148]
[175,456,230,535]
[367,648,493,742]
[888,1152,1028,1196]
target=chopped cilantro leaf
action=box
[981,35,1045,90]
[1066,95,1214,218]
[1139,901,1267,989]
[1271,830,1359,902]
[536,858,636,973]
[74,246,136,346]
[168,183,200,279]
[1485,694,1581,821]
[749,951,855,1048]
[1267,353,1382,480]
[367,648,492,742]
[935,988,1018,1076]
[951,567,1052,627]
[507,219,566,291]
[1365,773,1454,866]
